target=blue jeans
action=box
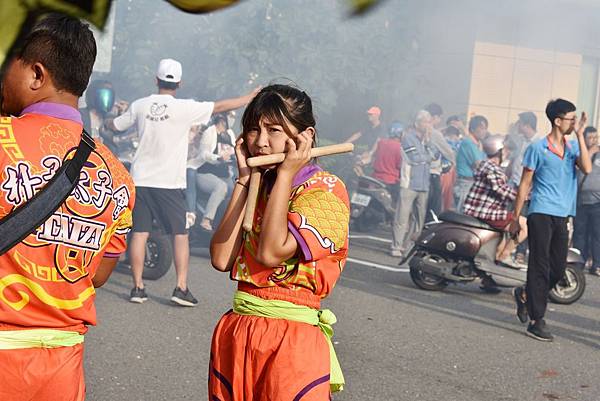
[185,168,229,221]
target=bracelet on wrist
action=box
[236,180,249,189]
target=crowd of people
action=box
[352,98,596,341]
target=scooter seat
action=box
[359,175,387,188]
[438,211,499,231]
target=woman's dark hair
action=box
[15,13,96,97]
[546,98,576,126]
[241,84,316,145]
[157,78,179,90]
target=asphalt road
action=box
[85,235,600,401]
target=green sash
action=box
[0,329,84,349]
[232,290,344,392]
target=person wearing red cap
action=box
[345,106,385,149]
[345,106,386,170]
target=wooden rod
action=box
[246,143,354,168]
[242,168,261,232]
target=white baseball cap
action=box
[156,58,182,83]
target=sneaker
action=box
[479,275,501,294]
[198,218,213,232]
[526,319,554,342]
[171,287,198,307]
[512,286,528,323]
[590,267,600,277]
[390,249,403,257]
[130,287,148,304]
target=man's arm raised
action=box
[213,87,260,114]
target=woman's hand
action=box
[235,135,252,183]
[508,216,521,240]
[278,131,313,178]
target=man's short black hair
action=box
[444,125,461,138]
[424,102,443,117]
[518,111,537,131]
[584,126,598,138]
[545,98,576,126]
[469,115,488,133]
[446,115,460,125]
[157,78,178,90]
[15,13,96,97]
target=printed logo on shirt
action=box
[146,103,170,122]
[36,212,106,252]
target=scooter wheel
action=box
[549,264,586,305]
[141,232,173,281]
[409,258,448,291]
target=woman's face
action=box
[245,116,300,164]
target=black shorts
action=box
[133,187,187,235]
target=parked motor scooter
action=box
[401,211,586,304]
[350,164,395,232]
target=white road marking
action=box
[348,234,392,243]
[347,257,409,272]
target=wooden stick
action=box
[242,168,261,232]
[246,143,354,168]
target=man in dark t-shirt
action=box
[346,106,386,166]
[346,106,385,149]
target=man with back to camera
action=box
[0,14,135,400]
[108,58,258,306]
[510,99,591,341]
[371,121,405,206]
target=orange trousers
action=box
[209,310,331,401]
[0,343,85,401]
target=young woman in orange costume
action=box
[209,84,350,400]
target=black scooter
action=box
[402,211,586,304]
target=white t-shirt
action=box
[114,94,214,188]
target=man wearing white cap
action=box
[109,58,258,306]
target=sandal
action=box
[199,219,213,231]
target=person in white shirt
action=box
[186,114,236,231]
[109,58,258,306]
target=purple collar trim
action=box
[292,163,322,187]
[21,102,82,125]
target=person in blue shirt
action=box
[510,99,592,342]
[454,115,488,212]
